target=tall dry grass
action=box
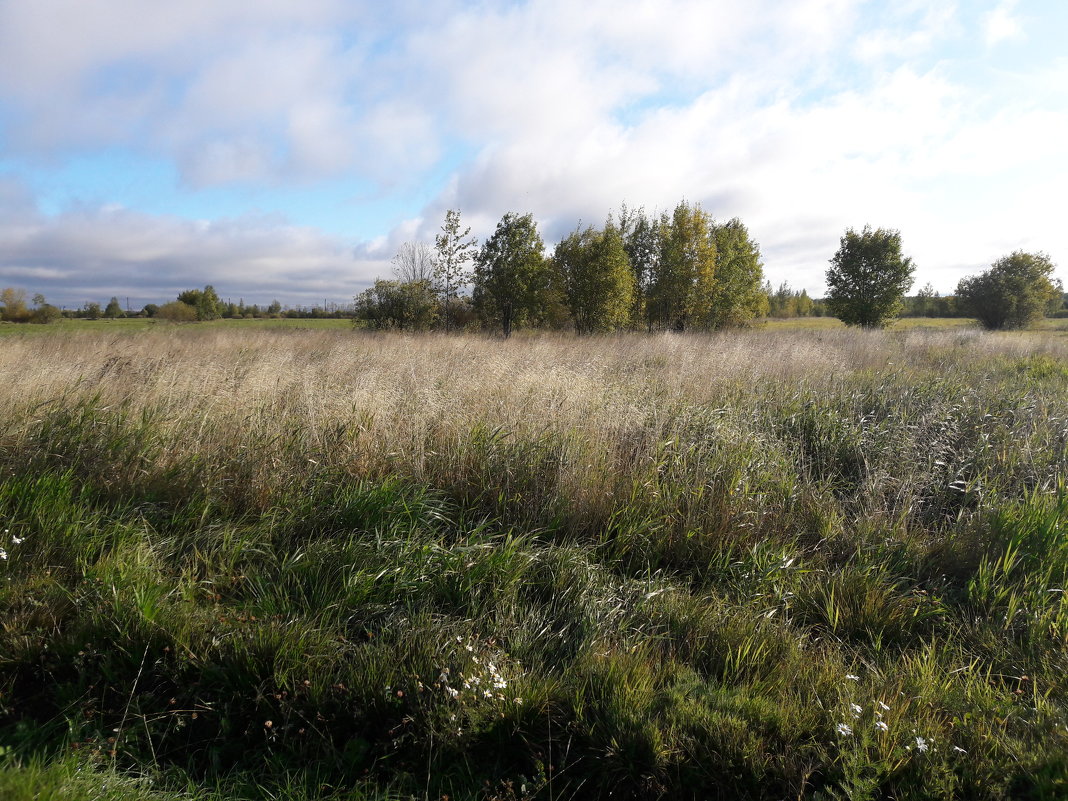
[2,326,1068,800]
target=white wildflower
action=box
[836,723,853,736]
[915,736,929,753]
[875,721,888,731]
[845,674,859,681]
[877,701,890,711]
[850,703,863,717]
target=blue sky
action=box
[0,0,1065,308]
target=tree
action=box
[956,251,1061,330]
[392,242,436,285]
[433,210,477,332]
[82,301,102,320]
[825,226,914,328]
[176,286,220,320]
[647,201,716,331]
[0,287,30,322]
[554,221,635,334]
[617,205,664,328]
[104,297,124,319]
[706,218,767,327]
[354,279,438,331]
[472,212,553,337]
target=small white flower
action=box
[836,723,853,736]
[878,701,890,711]
[953,746,967,754]
[11,536,23,545]
[850,703,863,717]
[875,721,888,731]
[0,549,7,560]
[915,736,929,753]
[845,674,859,681]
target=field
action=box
[1,326,1068,800]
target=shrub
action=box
[956,251,1061,330]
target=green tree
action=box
[647,201,716,331]
[956,251,1061,330]
[177,286,221,320]
[472,212,553,337]
[354,279,438,331]
[82,301,102,320]
[825,226,915,328]
[434,209,477,332]
[617,205,664,328]
[104,297,124,318]
[554,221,635,334]
[707,218,767,327]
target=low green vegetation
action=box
[2,327,1068,799]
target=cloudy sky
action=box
[0,0,1065,308]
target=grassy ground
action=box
[1,326,1067,799]
[0,317,353,338]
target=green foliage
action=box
[156,300,198,322]
[354,279,438,331]
[707,218,767,327]
[473,212,560,336]
[30,304,62,324]
[104,297,125,319]
[826,226,915,328]
[175,286,221,321]
[433,210,477,332]
[647,201,717,331]
[554,221,635,334]
[617,205,665,327]
[82,301,102,320]
[956,251,1061,330]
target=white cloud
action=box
[0,0,1064,301]
[984,0,1024,46]
[0,181,381,307]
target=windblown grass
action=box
[2,327,1067,799]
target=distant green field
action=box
[5,315,1066,339]
[0,316,354,337]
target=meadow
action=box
[1,325,1067,800]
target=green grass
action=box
[0,317,353,338]
[2,326,1068,799]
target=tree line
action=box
[2,216,1063,331]
[356,202,768,336]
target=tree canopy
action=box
[554,222,635,334]
[825,226,915,328]
[472,212,558,337]
[956,251,1061,330]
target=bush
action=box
[956,251,1061,330]
[155,300,198,322]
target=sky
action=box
[0,0,1065,309]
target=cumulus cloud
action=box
[0,0,1064,300]
[0,178,381,307]
[983,0,1024,46]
